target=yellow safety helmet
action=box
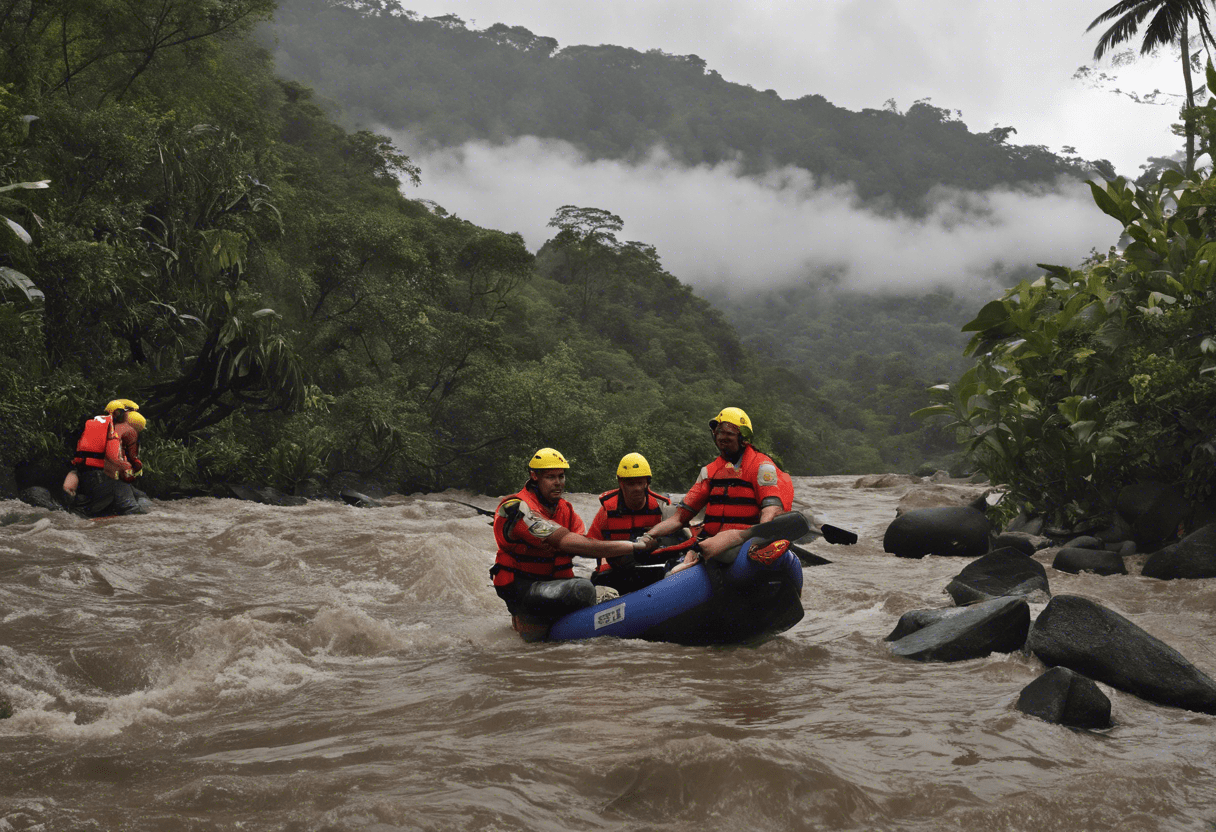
[105,398,140,413]
[528,447,570,470]
[616,452,652,479]
[709,407,753,441]
[126,411,147,431]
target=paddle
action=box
[699,511,813,565]
[789,543,832,566]
[821,523,859,545]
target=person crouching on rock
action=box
[585,452,674,594]
[491,447,647,641]
[62,399,143,517]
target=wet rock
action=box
[945,548,1050,605]
[1016,667,1111,729]
[992,531,1047,556]
[883,506,991,559]
[1051,548,1127,576]
[889,596,1030,662]
[895,485,990,515]
[884,607,965,641]
[1027,595,1216,714]
[254,487,306,507]
[215,483,266,503]
[1090,514,1134,544]
[853,473,922,489]
[928,470,954,483]
[340,489,382,508]
[1061,535,1103,550]
[1006,511,1044,536]
[1141,523,1216,580]
[17,486,65,511]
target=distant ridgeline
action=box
[266,0,1101,213]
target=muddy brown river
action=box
[1,475,1214,830]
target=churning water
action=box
[1,476,1214,831]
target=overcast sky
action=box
[387,1,1187,293]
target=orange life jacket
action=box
[697,446,792,536]
[592,488,670,572]
[492,485,582,587]
[72,415,116,470]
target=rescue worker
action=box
[641,407,794,566]
[115,410,146,484]
[63,399,142,517]
[491,447,647,640]
[585,452,675,594]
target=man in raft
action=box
[640,407,793,567]
[585,452,676,594]
[491,447,650,640]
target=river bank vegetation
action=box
[919,63,1216,526]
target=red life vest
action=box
[693,446,793,537]
[115,423,141,482]
[492,486,583,587]
[591,488,670,572]
[72,415,115,470]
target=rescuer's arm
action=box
[548,527,645,562]
[637,505,696,550]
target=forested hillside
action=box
[266,0,1104,213]
[261,0,1107,476]
[0,0,908,504]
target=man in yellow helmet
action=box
[63,399,147,516]
[490,447,650,640]
[585,452,675,594]
[641,407,793,564]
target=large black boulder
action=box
[884,607,965,641]
[945,548,1050,606]
[1015,667,1111,729]
[889,596,1030,662]
[883,506,990,558]
[1027,595,1216,713]
[1051,548,1127,576]
[1141,523,1216,580]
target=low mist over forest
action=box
[260,0,1125,475]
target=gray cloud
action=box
[406,136,1119,295]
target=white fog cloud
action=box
[404,136,1120,295]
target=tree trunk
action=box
[1181,16,1196,176]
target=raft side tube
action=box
[545,538,804,645]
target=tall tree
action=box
[1088,0,1216,174]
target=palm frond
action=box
[1091,3,1158,59]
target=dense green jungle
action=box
[2,0,1209,523]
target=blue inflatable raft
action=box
[546,536,805,645]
